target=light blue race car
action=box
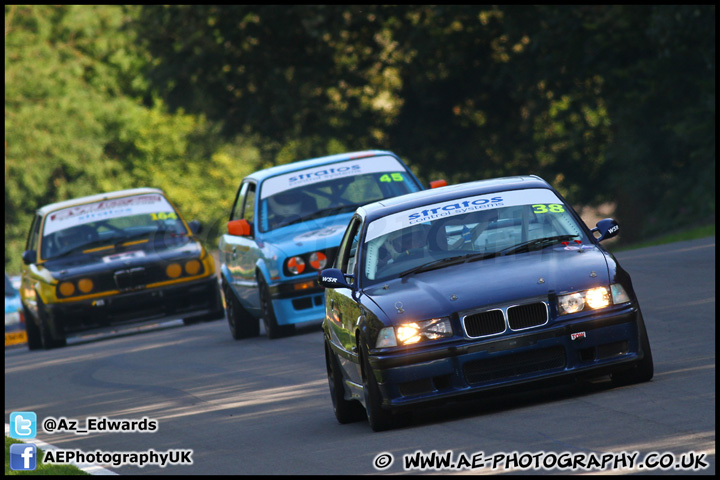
[219,150,428,339]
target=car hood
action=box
[259,213,353,256]
[363,245,612,323]
[40,237,204,280]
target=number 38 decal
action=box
[532,204,565,214]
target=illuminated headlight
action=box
[558,286,614,315]
[287,256,306,275]
[375,317,453,348]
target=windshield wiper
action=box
[499,235,579,256]
[113,230,160,247]
[398,251,499,278]
[47,237,123,260]
[275,204,362,228]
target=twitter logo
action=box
[9,412,37,439]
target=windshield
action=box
[40,193,188,260]
[362,188,588,284]
[258,156,419,232]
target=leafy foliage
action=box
[5,5,260,273]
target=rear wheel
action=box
[223,280,259,339]
[258,275,294,339]
[325,339,365,424]
[612,314,654,386]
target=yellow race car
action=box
[20,188,224,349]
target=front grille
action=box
[463,309,505,338]
[463,346,567,385]
[113,267,147,291]
[508,302,548,330]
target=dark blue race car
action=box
[319,175,653,431]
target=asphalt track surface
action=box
[4,237,715,475]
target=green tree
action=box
[4,5,259,274]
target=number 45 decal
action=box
[379,173,404,182]
[532,204,565,214]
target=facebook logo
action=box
[9,411,37,439]
[10,443,37,471]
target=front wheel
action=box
[37,299,66,350]
[360,342,397,432]
[24,304,42,350]
[325,339,365,424]
[258,275,294,339]
[223,280,259,340]
[612,314,654,386]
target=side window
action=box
[335,216,363,277]
[242,183,256,222]
[230,183,248,222]
[345,229,361,277]
[26,214,42,251]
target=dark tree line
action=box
[134,5,715,242]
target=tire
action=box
[37,299,66,350]
[360,342,396,432]
[612,313,654,386]
[325,339,365,424]
[258,275,294,339]
[223,280,259,340]
[182,282,226,325]
[23,304,43,351]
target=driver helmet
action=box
[269,192,302,217]
[55,227,78,250]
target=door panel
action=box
[220,182,261,313]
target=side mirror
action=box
[188,220,203,235]
[429,179,447,189]
[318,268,355,290]
[22,250,36,265]
[592,218,620,242]
[227,219,252,237]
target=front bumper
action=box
[46,275,223,334]
[369,306,646,408]
[268,277,325,326]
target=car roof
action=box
[245,150,399,182]
[359,175,554,221]
[36,188,165,216]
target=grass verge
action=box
[613,223,714,252]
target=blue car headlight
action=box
[376,317,453,348]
